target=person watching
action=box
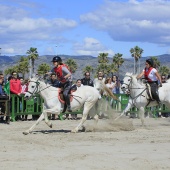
[81,72,94,87]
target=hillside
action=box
[0,54,170,80]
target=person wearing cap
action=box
[137,58,162,105]
[51,56,72,112]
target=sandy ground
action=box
[0,116,170,170]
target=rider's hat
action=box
[146,58,154,67]
[51,56,62,62]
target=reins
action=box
[122,75,147,105]
[28,80,82,104]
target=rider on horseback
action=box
[51,56,72,112]
[137,58,162,105]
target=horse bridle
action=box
[121,75,133,93]
[27,79,52,96]
[122,75,147,101]
[26,80,40,97]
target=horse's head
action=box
[94,78,105,94]
[121,73,133,94]
[24,77,40,99]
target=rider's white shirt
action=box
[143,68,158,81]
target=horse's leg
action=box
[138,107,145,126]
[114,99,133,120]
[92,114,99,131]
[23,113,44,135]
[44,110,53,128]
[71,102,94,133]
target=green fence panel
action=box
[8,93,170,121]
[10,94,43,121]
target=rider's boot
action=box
[65,95,72,112]
[154,92,161,106]
[6,116,10,124]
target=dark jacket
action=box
[0,84,5,95]
[48,79,61,88]
[81,78,94,87]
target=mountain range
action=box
[0,54,170,80]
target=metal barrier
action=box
[10,94,43,121]
[110,94,170,117]
[4,94,170,122]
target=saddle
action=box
[58,85,77,104]
[145,83,154,101]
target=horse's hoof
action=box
[49,123,52,128]
[71,129,77,133]
[81,126,86,132]
[23,131,29,135]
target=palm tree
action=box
[109,63,118,76]
[4,67,15,76]
[4,65,19,78]
[65,58,77,73]
[83,65,94,74]
[98,53,109,63]
[130,46,143,74]
[37,63,51,75]
[112,53,124,78]
[96,63,111,77]
[159,66,170,76]
[97,53,110,77]
[26,47,39,76]
[18,56,29,79]
[151,56,160,69]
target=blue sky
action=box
[0,0,170,58]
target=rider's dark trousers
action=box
[61,81,72,107]
[149,82,161,102]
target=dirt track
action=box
[0,117,170,170]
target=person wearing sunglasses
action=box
[81,72,94,87]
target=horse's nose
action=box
[24,96,29,100]
[121,86,125,89]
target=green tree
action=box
[65,58,77,73]
[26,47,39,75]
[17,56,29,79]
[83,65,94,74]
[98,53,109,63]
[159,66,170,76]
[109,63,118,76]
[37,63,51,75]
[96,63,111,76]
[97,53,110,76]
[130,46,143,74]
[151,56,160,69]
[112,53,124,78]
[4,65,19,77]
[4,67,15,76]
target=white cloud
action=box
[0,4,77,55]
[80,0,170,46]
[73,37,114,57]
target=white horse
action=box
[118,72,170,125]
[23,77,100,135]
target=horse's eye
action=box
[128,79,130,81]
[31,86,35,88]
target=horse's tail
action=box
[101,82,120,101]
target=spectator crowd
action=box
[0,70,170,124]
